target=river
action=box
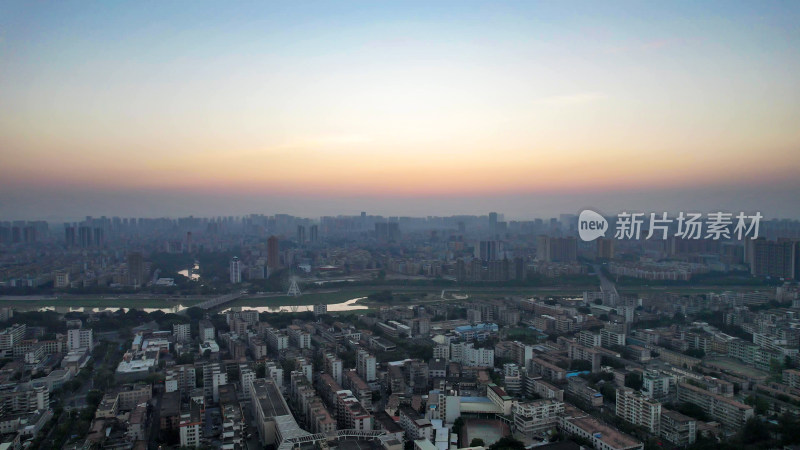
[20,296,368,314]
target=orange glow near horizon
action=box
[2,1,800,219]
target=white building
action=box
[296,357,313,383]
[67,328,93,352]
[513,400,564,438]
[199,320,215,341]
[325,353,343,385]
[212,372,227,403]
[450,342,494,367]
[179,406,203,448]
[357,349,377,382]
[266,327,289,352]
[616,387,661,434]
[287,326,311,349]
[240,367,256,398]
[173,323,191,343]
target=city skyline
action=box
[2,1,800,220]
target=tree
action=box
[488,437,525,450]
[744,394,769,415]
[770,358,784,376]
[470,438,485,447]
[675,402,709,421]
[740,417,769,444]
[625,372,643,390]
[570,359,592,372]
[600,383,616,402]
[453,417,465,440]
[368,290,393,302]
[86,390,104,408]
[594,298,603,305]
[684,348,705,358]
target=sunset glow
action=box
[1,1,799,219]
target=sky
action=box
[1,1,799,221]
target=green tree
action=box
[470,438,485,447]
[453,417,465,439]
[600,383,616,402]
[488,437,525,450]
[740,417,770,444]
[86,390,104,408]
[624,372,643,390]
[675,402,709,421]
[744,394,770,415]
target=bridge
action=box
[192,292,245,310]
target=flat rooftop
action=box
[567,414,641,450]
[252,379,289,417]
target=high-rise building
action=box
[375,222,400,242]
[310,224,319,243]
[489,212,498,234]
[230,257,242,284]
[477,240,500,261]
[357,349,377,382]
[324,353,343,385]
[297,225,306,244]
[78,226,92,248]
[267,236,280,269]
[513,257,526,281]
[749,238,797,279]
[21,226,36,244]
[537,236,577,262]
[596,237,615,260]
[64,224,76,247]
[127,252,145,287]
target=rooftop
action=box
[568,414,641,450]
[251,379,289,417]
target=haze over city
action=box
[2,1,800,220]
[5,3,800,450]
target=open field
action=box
[228,290,375,308]
[703,356,770,378]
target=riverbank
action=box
[0,283,767,311]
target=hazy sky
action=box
[1,1,799,221]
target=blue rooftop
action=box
[460,396,493,403]
[454,323,499,333]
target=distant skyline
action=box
[2,1,799,220]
